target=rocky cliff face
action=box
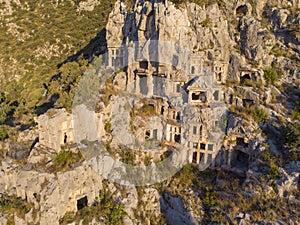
[0,0,300,224]
[106,0,299,82]
[107,0,231,63]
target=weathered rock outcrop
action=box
[0,159,103,225]
[160,191,202,225]
[107,0,231,63]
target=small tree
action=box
[0,125,9,141]
[291,101,300,121]
[264,68,278,85]
[284,122,300,161]
[253,107,269,123]
[202,187,217,206]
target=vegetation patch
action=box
[0,0,114,125]
[53,150,84,171]
[230,105,269,124]
[100,79,118,107]
[284,121,300,161]
[291,101,300,121]
[172,0,225,8]
[252,107,269,123]
[264,67,279,85]
[104,120,112,134]
[119,146,136,166]
[0,194,33,220]
[165,166,300,224]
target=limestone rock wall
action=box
[0,160,103,225]
[106,1,231,64]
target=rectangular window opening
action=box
[193,126,197,135]
[193,142,198,149]
[200,143,206,150]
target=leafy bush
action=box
[261,149,272,161]
[143,154,151,166]
[140,104,156,117]
[264,68,278,85]
[168,166,300,223]
[271,44,290,58]
[54,150,73,165]
[173,164,205,188]
[0,194,33,219]
[172,0,224,8]
[53,150,83,170]
[269,163,279,180]
[230,106,268,123]
[48,60,88,112]
[120,148,136,165]
[202,187,218,206]
[201,17,211,27]
[172,0,186,8]
[104,120,112,134]
[253,107,269,123]
[291,101,300,121]
[0,125,9,141]
[0,102,15,125]
[284,122,300,161]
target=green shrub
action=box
[253,107,269,123]
[201,17,211,27]
[0,194,33,219]
[264,68,278,85]
[291,110,300,121]
[284,122,300,161]
[261,150,272,161]
[291,101,300,121]
[271,44,290,58]
[172,0,222,8]
[54,150,73,165]
[143,155,151,166]
[120,149,135,165]
[173,164,199,188]
[0,125,9,141]
[140,104,156,117]
[6,217,14,225]
[0,102,13,124]
[172,0,186,8]
[230,106,268,123]
[53,150,83,170]
[202,187,218,206]
[104,120,112,134]
[269,163,279,180]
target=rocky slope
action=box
[0,0,113,121]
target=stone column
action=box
[108,50,112,67]
[227,150,232,167]
[147,74,153,97]
[135,75,140,95]
[196,151,200,164]
[211,153,216,168]
[188,91,192,103]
